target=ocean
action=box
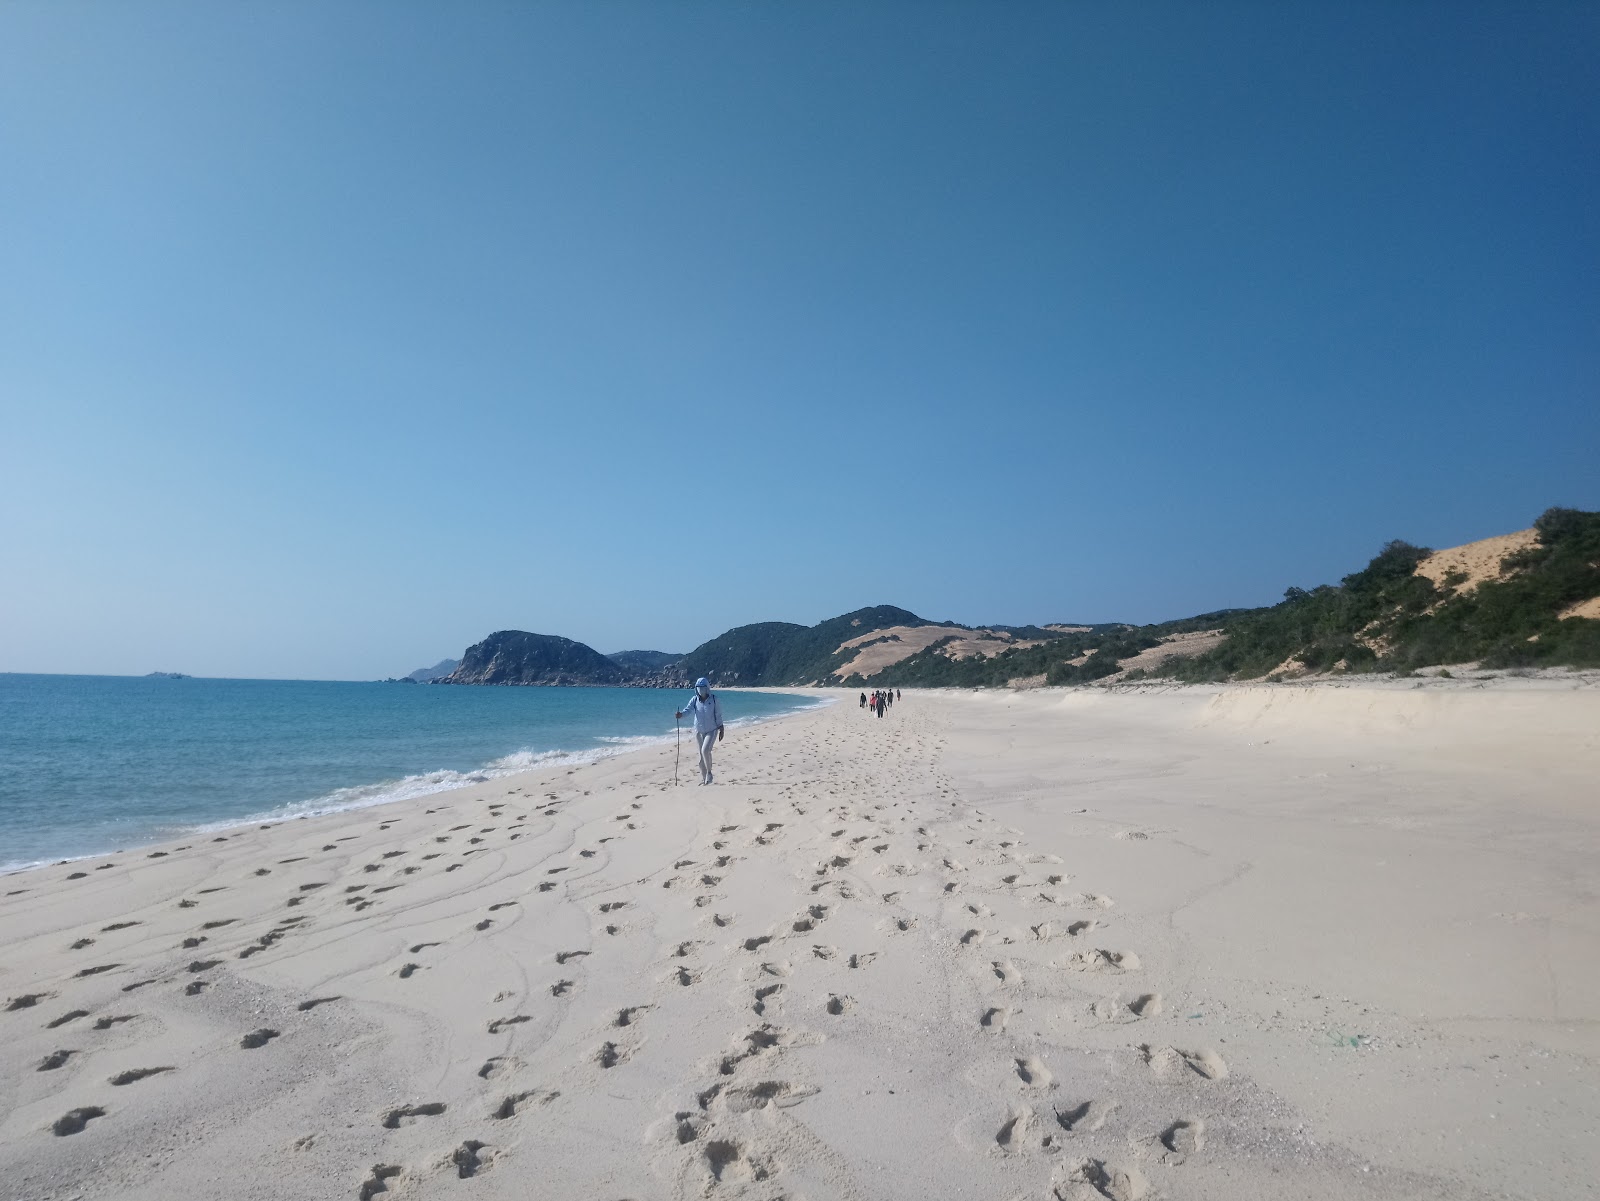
[0,674,820,873]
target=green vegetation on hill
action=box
[442,509,1598,691]
[838,624,1133,688]
[677,606,930,686]
[1155,507,1600,680]
[444,631,627,685]
[606,649,683,674]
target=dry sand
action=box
[1414,529,1538,592]
[3,678,1597,1200]
[832,626,1048,680]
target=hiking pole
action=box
[674,713,681,786]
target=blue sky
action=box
[2,3,1596,679]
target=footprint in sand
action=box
[995,1106,1037,1152]
[1065,949,1139,973]
[110,1066,174,1085]
[752,984,783,1015]
[492,1088,558,1119]
[449,1140,490,1179]
[1015,1056,1053,1088]
[1160,1118,1205,1162]
[381,1102,445,1128]
[358,1165,402,1200]
[980,1006,1012,1032]
[1139,1044,1228,1080]
[240,1028,280,1049]
[991,959,1023,985]
[38,1049,75,1071]
[52,1107,107,1136]
[1055,1098,1118,1132]
[1129,993,1162,1018]
[1054,1157,1149,1201]
[477,1055,520,1079]
[46,1009,89,1029]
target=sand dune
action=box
[2,678,1596,1200]
[831,624,1049,679]
[1414,528,1538,592]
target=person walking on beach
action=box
[676,677,724,785]
[859,692,867,709]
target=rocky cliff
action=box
[441,632,628,686]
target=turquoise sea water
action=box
[0,675,820,873]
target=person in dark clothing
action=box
[896,689,901,701]
[859,692,867,708]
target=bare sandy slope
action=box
[1414,528,1538,591]
[2,680,1596,1201]
[832,626,1047,680]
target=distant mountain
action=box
[405,658,458,683]
[677,605,935,685]
[607,650,683,674]
[440,632,625,686]
[431,508,1600,691]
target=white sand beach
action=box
[3,678,1596,1201]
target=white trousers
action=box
[697,730,717,781]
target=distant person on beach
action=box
[859,692,867,708]
[875,691,885,718]
[676,677,724,785]
[896,689,901,701]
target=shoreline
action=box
[9,670,1588,878]
[0,690,831,879]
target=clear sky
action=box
[2,3,1596,680]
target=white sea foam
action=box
[0,693,828,874]
[214,696,826,831]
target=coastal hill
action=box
[434,507,1599,689]
[844,506,1600,687]
[606,649,685,675]
[438,633,687,687]
[442,632,629,686]
[405,658,458,683]
[672,605,1093,686]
